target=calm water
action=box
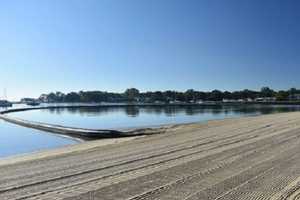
[0,119,77,158]
[8,104,300,129]
[2,104,300,158]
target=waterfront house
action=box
[0,100,12,107]
[21,98,40,106]
[255,97,276,102]
[21,98,37,103]
[289,94,300,101]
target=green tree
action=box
[209,90,223,101]
[260,87,275,97]
[125,88,140,102]
[276,91,289,101]
[185,89,196,102]
[289,88,298,95]
[65,92,81,102]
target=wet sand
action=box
[1,112,300,199]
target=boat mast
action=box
[3,88,7,100]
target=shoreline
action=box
[0,114,170,140]
[0,103,298,140]
[0,114,253,165]
[0,112,286,163]
[2,112,300,199]
[0,136,139,167]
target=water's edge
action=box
[0,106,170,140]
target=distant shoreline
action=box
[2,101,300,115]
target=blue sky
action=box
[0,0,300,100]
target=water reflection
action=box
[9,104,300,130]
[42,105,300,117]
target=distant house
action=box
[169,100,183,104]
[266,97,277,102]
[154,100,165,104]
[222,99,241,103]
[255,97,276,102]
[246,98,254,102]
[196,100,204,104]
[223,99,234,103]
[21,98,40,104]
[38,94,48,103]
[144,97,152,103]
[255,98,264,102]
[21,98,40,106]
[21,98,37,103]
[289,94,300,101]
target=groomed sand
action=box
[1,112,300,199]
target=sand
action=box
[1,112,300,199]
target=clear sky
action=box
[0,0,300,100]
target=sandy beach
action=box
[1,112,300,199]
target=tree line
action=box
[38,87,300,103]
